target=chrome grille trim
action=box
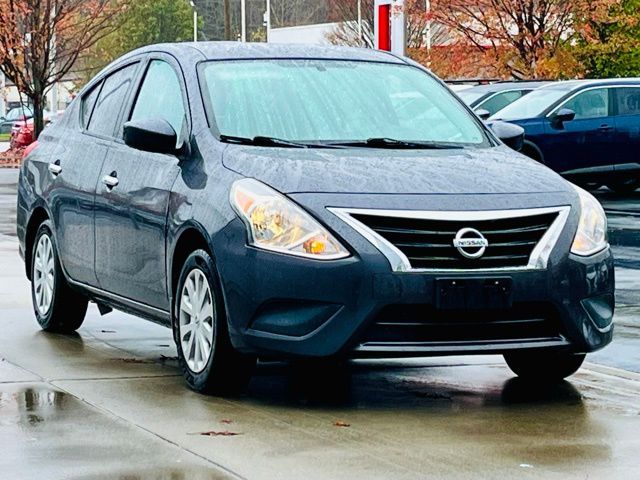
[328,206,571,273]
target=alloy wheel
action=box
[33,234,55,316]
[179,269,215,373]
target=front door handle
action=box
[48,160,62,176]
[599,124,614,132]
[102,172,119,189]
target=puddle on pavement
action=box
[0,385,232,480]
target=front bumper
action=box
[213,194,614,358]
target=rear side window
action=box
[616,87,640,116]
[87,63,138,137]
[480,90,528,116]
[81,82,102,129]
[129,60,187,141]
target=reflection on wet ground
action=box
[0,383,232,480]
[2,313,640,479]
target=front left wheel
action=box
[174,249,256,395]
[31,221,88,333]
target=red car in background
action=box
[10,120,34,149]
[10,111,63,149]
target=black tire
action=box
[173,249,256,395]
[31,221,88,333]
[607,179,640,195]
[504,351,586,382]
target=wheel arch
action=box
[169,223,214,303]
[24,206,51,280]
[521,140,545,164]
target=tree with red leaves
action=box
[430,0,587,78]
[0,0,125,138]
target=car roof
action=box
[122,41,407,64]
[540,78,640,91]
[464,81,552,94]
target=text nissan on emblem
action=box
[453,228,489,259]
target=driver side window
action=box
[560,88,609,120]
[130,60,187,145]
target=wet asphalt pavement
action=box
[1,168,639,479]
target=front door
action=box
[542,87,616,175]
[94,58,188,310]
[613,87,640,169]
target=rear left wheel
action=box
[174,249,256,395]
[31,221,88,333]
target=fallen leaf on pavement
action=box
[190,430,242,437]
[333,421,351,427]
[220,419,234,424]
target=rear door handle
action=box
[48,160,62,176]
[102,172,119,189]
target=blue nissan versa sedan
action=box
[491,79,640,193]
[17,43,614,394]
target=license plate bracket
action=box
[436,278,513,310]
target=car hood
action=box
[222,145,569,195]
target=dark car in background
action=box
[491,79,640,193]
[458,81,551,118]
[17,43,613,395]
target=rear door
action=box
[49,62,139,285]
[94,55,186,310]
[49,80,107,285]
[613,86,640,171]
[542,87,616,174]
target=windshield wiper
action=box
[329,137,465,150]
[219,134,333,149]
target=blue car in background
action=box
[491,79,640,194]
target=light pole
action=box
[241,0,246,42]
[190,1,198,42]
[425,0,432,51]
[357,0,362,43]
[264,0,271,42]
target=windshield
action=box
[457,90,486,105]
[491,87,573,121]
[201,60,489,147]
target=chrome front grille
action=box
[330,207,570,272]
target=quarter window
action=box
[81,82,102,129]
[560,88,609,120]
[615,88,640,116]
[87,63,138,137]
[479,90,528,116]
[130,60,187,143]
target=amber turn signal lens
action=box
[303,238,327,255]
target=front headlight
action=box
[230,178,349,260]
[571,185,608,256]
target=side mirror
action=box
[490,121,525,152]
[123,118,177,155]
[551,108,575,129]
[475,108,491,121]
